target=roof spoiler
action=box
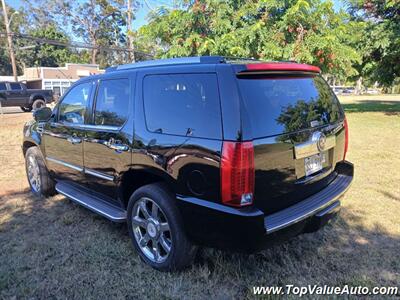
[241,62,321,74]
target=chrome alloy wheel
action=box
[132,197,172,263]
[27,154,41,193]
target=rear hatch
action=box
[236,68,346,214]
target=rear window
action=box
[143,73,222,139]
[10,83,22,90]
[94,79,130,127]
[237,75,343,137]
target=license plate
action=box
[305,153,325,176]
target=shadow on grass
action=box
[0,188,31,198]
[379,190,400,202]
[0,191,399,298]
[342,100,400,114]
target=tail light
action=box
[221,141,255,207]
[343,117,349,160]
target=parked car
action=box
[22,56,353,271]
[0,81,53,112]
[365,89,380,95]
[342,88,355,95]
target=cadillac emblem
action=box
[312,132,327,152]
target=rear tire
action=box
[127,183,197,271]
[25,146,56,197]
[32,99,46,111]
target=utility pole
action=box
[127,0,135,63]
[1,0,18,82]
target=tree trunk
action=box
[91,47,98,65]
[355,77,363,95]
[1,0,18,81]
[127,0,135,63]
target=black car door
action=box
[83,76,133,203]
[7,82,26,106]
[43,80,94,184]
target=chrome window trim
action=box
[79,124,122,132]
[84,168,114,181]
[49,122,122,132]
[46,157,114,181]
[46,156,83,172]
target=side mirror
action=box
[33,107,52,122]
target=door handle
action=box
[106,139,129,152]
[67,136,82,144]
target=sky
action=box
[7,0,346,30]
[7,0,157,29]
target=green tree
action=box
[55,0,127,65]
[25,0,128,66]
[16,25,84,67]
[0,4,24,75]
[348,0,400,86]
[139,0,361,78]
[0,9,12,75]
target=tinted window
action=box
[0,83,6,90]
[237,75,343,137]
[59,82,92,124]
[143,74,222,139]
[94,79,129,127]
[9,83,22,90]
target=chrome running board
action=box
[56,181,126,222]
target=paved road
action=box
[0,106,29,115]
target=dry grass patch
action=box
[0,98,399,299]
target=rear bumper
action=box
[45,96,54,103]
[177,161,353,251]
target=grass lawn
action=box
[0,96,399,299]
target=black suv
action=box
[23,56,353,271]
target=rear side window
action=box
[94,79,130,127]
[237,75,343,137]
[10,83,22,90]
[143,74,222,139]
[59,82,92,124]
[0,83,6,90]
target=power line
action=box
[0,32,154,58]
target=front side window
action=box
[143,73,222,139]
[0,83,6,90]
[59,82,92,124]
[9,83,22,90]
[94,79,130,127]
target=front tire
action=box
[127,183,197,271]
[25,147,56,197]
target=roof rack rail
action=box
[224,56,261,63]
[276,60,298,63]
[108,56,226,72]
